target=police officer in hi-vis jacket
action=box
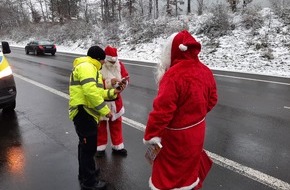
[69,46,125,190]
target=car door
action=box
[26,42,31,52]
[27,42,34,52]
[32,41,38,51]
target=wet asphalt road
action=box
[0,47,289,190]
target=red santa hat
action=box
[105,46,118,62]
[160,30,201,70]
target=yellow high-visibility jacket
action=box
[69,56,116,123]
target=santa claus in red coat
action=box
[96,46,129,157]
[143,30,218,190]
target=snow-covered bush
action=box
[196,4,232,39]
[102,21,121,46]
[47,20,93,43]
[122,16,188,45]
[241,6,264,30]
[270,0,290,24]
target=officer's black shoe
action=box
[112,148,127,156]
[81,180,107,190]
[96,150,105,158]
[78,168,101,182]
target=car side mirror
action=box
[1,41,11,54]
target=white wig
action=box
[155,32,178,84]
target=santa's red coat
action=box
[97,60,129,150]
[144,59,217,189]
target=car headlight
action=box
[8,87,16,95]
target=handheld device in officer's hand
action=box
[116,76,129,90]
[120,76,129,83]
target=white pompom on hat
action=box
[105,46,118,62]
[179,44,188,51]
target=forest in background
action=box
[0,0,290,51]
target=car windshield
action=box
[39,41,53,45]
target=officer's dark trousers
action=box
[73,105,98,186]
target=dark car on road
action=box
[25,40,57,55]
[0,41,17,112]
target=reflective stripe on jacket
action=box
[69,56,116,122]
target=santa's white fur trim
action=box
[149,177,160,190]
[149,176,200,190]
[143,137,161,145]
[179,44,188,51]
[106,55,117,62]
[111,143,124,150]
[97,144,107,151]
[111,106,125,121]
[99,116,109,121]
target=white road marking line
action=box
[284,106,290,110]
[214,74,290,86]
[14,73,290,190]
[124,62,156,68]
[122,117,145,132]
[124,62,290,86]
[207,151,290,190]
[14,74,70,99]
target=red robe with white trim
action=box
[144,59,217,189]
[97,60,129,150]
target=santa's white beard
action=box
[155,63,166,84]
[102,61,121,80]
